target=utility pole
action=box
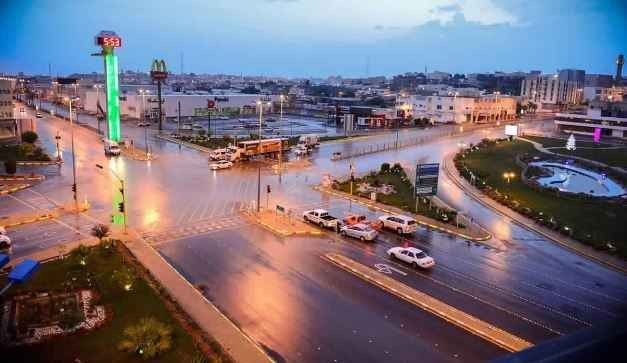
[177,100,182,150]
[256,167,261,213]
[68,97,78,208]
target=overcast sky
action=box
[2,0,625,77]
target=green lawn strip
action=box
[334,166,458,226]
[457,140,626,258]
[181,134,350,149]
[0,244,211,363]
[524,136,627,168]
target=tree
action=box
[566,134,576,151]
[21,131,38,144]
[91,224,110,242]
[4,159,17,175]
[118,317,173,359]
[380,163,390,173]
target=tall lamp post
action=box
[66,96,80,207]
[139,89,151,157]
[93,84,103,134]
[256,100,271,212]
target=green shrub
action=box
[380,163,390,173]
[21,131,39,143]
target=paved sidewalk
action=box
[442,153,627,274]
[325,252,532,352]
[120,230,273,363]
[243,209,322,237]
[314,185,495,246]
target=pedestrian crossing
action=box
[142,215,249,246]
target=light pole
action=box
[502,171,515,184]
[94,84,103,134]
[256,100,271,212]
[139,89,151,157]
[96,164,127,233]
[66,96,80,208]
[279,95,285,176]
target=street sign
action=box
[415,163,440,196]
[207,100,216,109]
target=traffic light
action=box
[71,184,76,192]
[118,202,125,213]
[267,185,271,193]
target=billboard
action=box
[505,124,518,136]
[415,163,439,196]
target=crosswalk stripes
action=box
[141,215,250,246]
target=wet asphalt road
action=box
[4,105,627,362]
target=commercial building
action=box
[582,86,625,103]
[84,91,280,120]
[521,69,586,108]
[555,102,627,139]
[399,94,516,124]
[0,78,17,144]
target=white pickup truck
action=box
[303,209,339,229]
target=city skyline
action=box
[2,0,626,77]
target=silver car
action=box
[340,223,378,241]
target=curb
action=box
[324,252,533,353]
[0,184,31,195]
[0,174,45,181]
[155,134,212,153]
[313,185,492,243]
[443,153,627,275]
[242,211,323,237]
[16,160,63,166]
[0,213,54,228]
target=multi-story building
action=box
[399,94,516,124]
[521,69,586,107]
[0,78,17,144]
[582,86,625,103]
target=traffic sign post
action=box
[415,163,440,212]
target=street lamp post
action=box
[66,96,79,207]
[94,84,103,134]
[139,89,151,158]
[503,171,515,184]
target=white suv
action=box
[378,214,418,235]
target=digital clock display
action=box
[98,36,122,48]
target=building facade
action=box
[521,70,586,107]
[0,78,17,144]
[399,94,516,124]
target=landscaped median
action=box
[324,252,533,353]
[0,241,227,363]
[1,201,90,229]
[243,209,323,237]
[453,137,627,260]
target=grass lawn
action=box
[525,135,627,169]
[459,140,626,258]
[0,244,209,363]
[334,165,458,225]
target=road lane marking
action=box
[324,252,534,353]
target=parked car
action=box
[192,123,204,130]
[209,160,233,170]
[303,209,339,229]
[181,124,193,131]
[294,145,309,156]
[36,112,43,118]
[137,121,150,127]
[387,246,435,269]
[340,223,378,241]
[331,152,342,160]
[378,214,418,235]
[343,214,383,230]
[209,148,229,160]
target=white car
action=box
[378,214,418,235]
[387,247,435,269]
[209,160,233,170]
[0,234,11,253]
[340,223,378,241]
[36,112,43,118]
[192,123,204,130]
[181,124,193,131]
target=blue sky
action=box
[1,0,625,77]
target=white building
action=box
[555,107,626,139]
[398,94,516,124]
[521,70,585,107]
[0,78,16,143]
[583,86,625,103]
[84,91,280,119]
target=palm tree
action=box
[91,224,110,242]
[118,317,173,359]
